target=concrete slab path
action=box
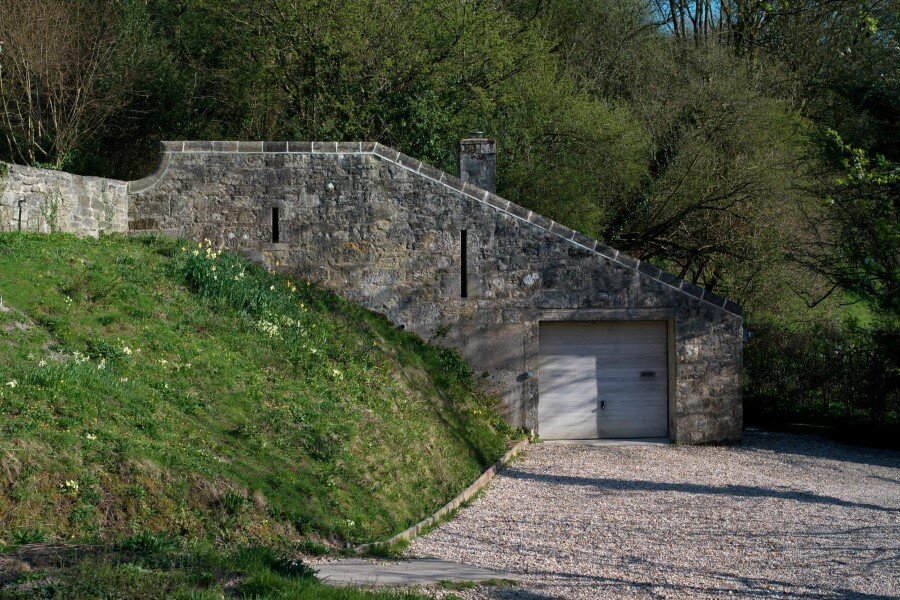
[313,557,514,587]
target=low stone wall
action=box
[0,162,127,236]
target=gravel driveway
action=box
[409,430,900,599]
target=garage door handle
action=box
[600,400,606,410]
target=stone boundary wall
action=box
[129,141,742,318]
[0,162,128,237]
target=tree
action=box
[0,0,157,169]
[159,0,554,171]
[797,131,900,318]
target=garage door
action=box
[538,321,668,440]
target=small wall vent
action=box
[460,229,468,298]
[271,207,280,243]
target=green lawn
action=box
[0,232,516,597]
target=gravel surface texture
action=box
[408,430,900,599]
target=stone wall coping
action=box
[128,141,743,318]
[3,161,127,187]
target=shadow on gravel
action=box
[508,471,898,513]
[740,431,900,469]
[474,568,900,600]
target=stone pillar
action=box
[458,133,496,193]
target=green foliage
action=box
[821,131,899,318]
[0,233,515,550]
[120,531,178,555]
[360,537,410,559]
[138,0,557,174]
[744,318,899,427]
[489,60,649,238]
[9,527,47,546]
[0,543,425,599]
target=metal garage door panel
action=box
[538,321,668,440]
[538,355,597,440]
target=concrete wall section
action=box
[127,142,743,443]
[0,162,127,236]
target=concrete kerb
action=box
[352,438,529,554]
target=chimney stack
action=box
[458,132,496,193]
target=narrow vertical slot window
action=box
[460,229,468,298]
[271,207,280,243]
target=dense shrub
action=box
[744,320,900,427]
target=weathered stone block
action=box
[288,141,312,153]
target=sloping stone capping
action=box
[127,141,743,444]
[0,162,127,236]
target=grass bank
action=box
[0,232,516,595]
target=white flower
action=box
[5,380,17,388]
[270,285,276,291]
[192,249,199,256]
[85,433,97,441]
[119,377,129,383]
[256,319,280,338]
[121,345,132,356]
[60,480,79,493]
[97,358,106,370]
[38,359,47,367]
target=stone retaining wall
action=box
[127,141,743,443]
[0,162,127,236]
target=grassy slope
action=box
[0,233,514,552]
